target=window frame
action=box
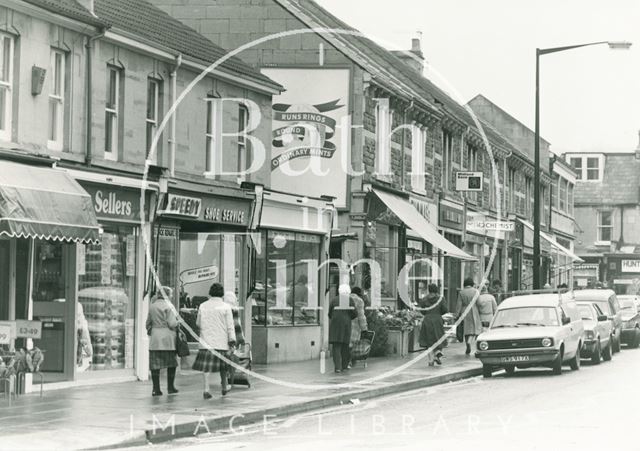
[48,49,66,151]
[597,210,614,243]
[145,77,161,163]
[567,154,604,182]
[237,103,249,183]
[0,33,14,142]
[374,99,393,179]
[104,65,122,161]
[410,125,427,194]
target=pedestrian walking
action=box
[456,278,483,355]
[328,284,357,373]
[348,286,368,369]
[490,279,503,304]
[418,284,447,365]
[477,285,498,331]
[145,286,179,397]
[192,283,236,399]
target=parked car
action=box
[576,302,612,363]
[574,289,622,353]
[475,292,584,377]
[618,297,640,348]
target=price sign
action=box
[0,324,10,345]
[15,320,42,339]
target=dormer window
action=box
[567,154,604,181]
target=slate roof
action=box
[23,0,280,89]
[572,153,640,205]
[276,0,534,164]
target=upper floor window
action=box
[105,66,123,160]
[442,131,453,191]
[374,98,392,178]
[525,175,533,218]
[569,155,603,181]
[0,34,14,142]
[558,178,567,212]
[597,210,613,242]
[567,183,574,215]
[146,78,162,163]
[205,96,222,176]
[410,126,426,193]
[237,104,249,183]
[48,49,66,151]
[507,167,516,212]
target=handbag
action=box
[456,322,464,343]
[176,328,190,358]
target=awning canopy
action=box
[372,189,476,260]
[520,219,583,263]
[0,161,100,243]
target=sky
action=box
[316,0,640,154]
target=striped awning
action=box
[0,161,100,243]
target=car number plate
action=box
[501,356,530,363]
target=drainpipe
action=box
[169,54,183,177]
[84,27,107,166]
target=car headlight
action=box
[478,341,489,351]
[541,337,553,347]
[585,330,595,340]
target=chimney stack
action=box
[391,33,425,74]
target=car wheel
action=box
[504,366,515,377]
[613,333,621,353]
[591,341,601,364]
[569,346,581,370]
[632,328,640,349]
[552,352,563,375]
[482,364,493,378]
[602,340,612,361]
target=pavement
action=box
[0,342,481,450]
[153,343,640,451]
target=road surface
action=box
[148,346,640,451]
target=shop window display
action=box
[77,227,138,371]
[252,231,321,326]
[373,224,398,301]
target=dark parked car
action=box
[574,289,622,353]
[618,296,640,348]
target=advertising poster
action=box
[262,68,350,208]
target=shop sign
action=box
[466,220,514,232]
[621,260,640,273]
[455,171,483,191]
[439,204,464,231]
[180,265,219,285]
[574,264,598,278]
[201,196,251,226]
[0,324,11,344]
[15,320,42,339]
[81,183,145,221]
[163,194,202,218]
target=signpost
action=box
[455,172,483,191]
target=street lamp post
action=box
[533,41,632,289]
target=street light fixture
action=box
[533,40,632,289]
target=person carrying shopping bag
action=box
[348,286,368,369]
[192,283,236,399]
[146,286,179,397]
[456,278,483,355]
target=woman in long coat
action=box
[418,284,448,365]
[348,287,368,368]
[477,286,498,331]
[456,278,483,355]
[146,286,179,396]
[328,284,357,373]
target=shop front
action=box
[71,179,153,381]
[154,182,255,352]
[438,200,467,310]
[250,190,333,364]
[573,262,600,289]
[608,256,640,295]
[0,160,100,387]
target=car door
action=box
[559,305,576,357]
[608,295,622,335]
[592,304,608,346]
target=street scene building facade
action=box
[0,0,582,389]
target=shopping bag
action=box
[176,329,190,358]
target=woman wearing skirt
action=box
[192,283,236,399]
[418,284,448,366]
[146,287,179,396]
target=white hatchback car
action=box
[475,292,584,377]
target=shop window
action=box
[597,211,613,242]
[77,227,138,371]
[251,230,321,326]
[33,241,66,303]
[373,223,398,301]
[0,33,13,142]
[48,49,66,151]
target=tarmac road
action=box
[152,344,640,451]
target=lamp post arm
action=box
[538,41,608,55]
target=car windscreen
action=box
[577,304,594,320]
[491,307,559,328]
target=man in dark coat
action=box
[328,284,357,373]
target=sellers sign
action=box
[81,182,146,221]
[621,259,640,273]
